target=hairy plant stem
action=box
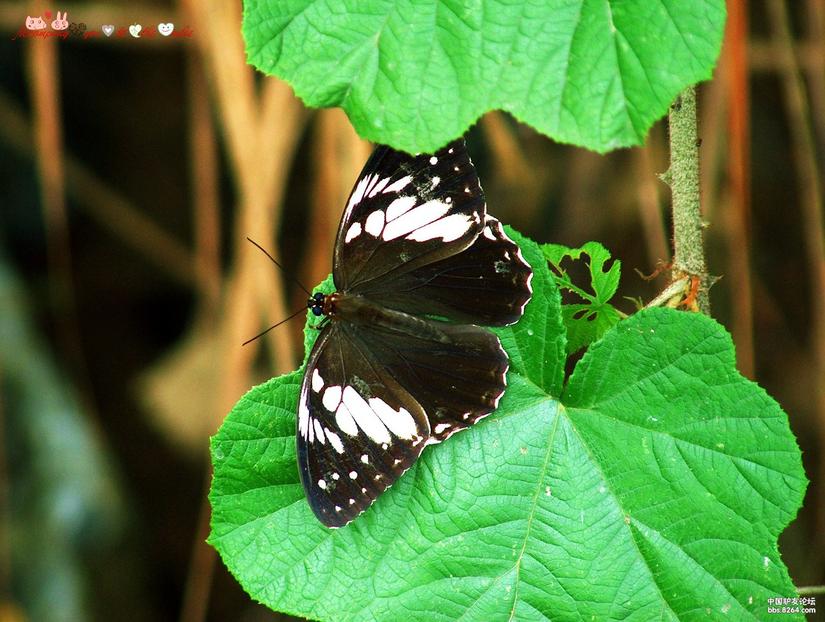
[666,87,711,314]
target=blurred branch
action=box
[666,87,710,314]
[699,50,728,224]
[307,110,370,289]
[187,49,221,311]
[804,0,825,179]
[724,0,755,376]
[0,91,197,288]
[634,129,670,270]
[750,42,825,72]
[24,35,72,352]
[766,0,825,566]
[175,1,308,621]
[480,113,532,188]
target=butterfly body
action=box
[311,291,455,344]
[297,139,532,527]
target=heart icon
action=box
[158,22,174,37]
[128,23,141,38]
[101,24,114,36]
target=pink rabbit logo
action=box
[51,11,69,31]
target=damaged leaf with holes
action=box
[543,241,623,355]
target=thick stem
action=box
[667,87,711,314]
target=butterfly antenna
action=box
[246,237,313,296]
[242,306,307,346]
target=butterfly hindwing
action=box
[333,140,485,292]
[297,323,430,527]
[355,318,510,443]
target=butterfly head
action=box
[307,292,325,316]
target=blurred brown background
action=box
[0,0,823,620]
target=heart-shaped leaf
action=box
[209,230,806,621]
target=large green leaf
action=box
[243,0,726,153]
[209,230,806,621]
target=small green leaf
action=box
[543,241,622,354]
[210,230,805,621]
[243,0,726,153]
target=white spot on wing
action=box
[361,454,369,464]
[407,213,474,242]
[364,210,385,236]
[386,195,416,221]
[322,386,342,412]
[317,479,327,490]
[325,429,345,453]
[369,398,418,439]
[298,402,310,437]
[382,200,451,241]
[311,368,324,392]
[335,402,359,436]
[431,176,440,188]
[346,174,374,213]
[349,470,357,479]
[345,221,362,243]
[368,176,391,198]
[383,175,412,194]
[313,419,325,444]
[332,472,340,480]
[434,423,451,435]
[343,387,391,444]
[429,156,438,165]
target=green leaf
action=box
[543,241,622,354]
[210,230,805,621]
[243,0,726,153]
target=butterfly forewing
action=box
[298,323,430,527]
[370,216,533,327]
[333,140,485,292]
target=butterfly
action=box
[298,139,532,527]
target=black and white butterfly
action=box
[298,139,532,527]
